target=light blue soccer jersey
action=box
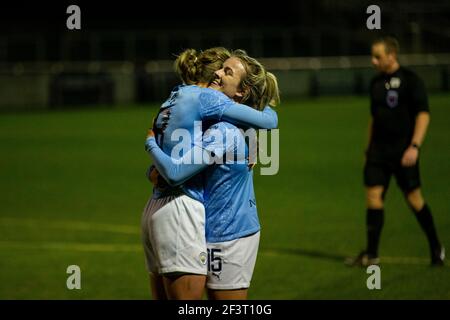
[151,85,229,202]
[149,84,278,203]
[145,121,260,242]
[202,122,260,242]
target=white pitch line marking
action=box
[0,217,139,235]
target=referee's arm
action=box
[411,111,430,148]
[401,111,430,167]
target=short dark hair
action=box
[373,36,400,55]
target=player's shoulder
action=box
[180,85,228,98]
[176,84,200,95]
[199,87,231,103]
[170,84,207,105]
[160,84,197,109]
[197,88,234,115]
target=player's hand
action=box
[146,116,157,139]
[401,146,419,167]
[247,154,257,171]
[146,128,155,139]
[146,166,160,186]
[149,167,160,186]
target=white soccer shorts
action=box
[206,231,260,290]
[141,194,207,275]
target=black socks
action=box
[366,208,384,257]
[413,204,441,252]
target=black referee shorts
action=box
[364,157,421,193]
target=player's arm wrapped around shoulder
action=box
[144,136,210,186]
[222,104,278,129]
[199,88,278,129]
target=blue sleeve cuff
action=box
[145,136,158,153]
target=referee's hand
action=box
[401,146,419,167]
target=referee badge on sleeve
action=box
[386,90,399,108]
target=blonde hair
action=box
[174,47,231,85]
[231,49,280,110]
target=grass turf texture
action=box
[1,94,449,299]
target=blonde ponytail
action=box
[174,47,231,85]
[174,49,199,85]
[262,72,280,108]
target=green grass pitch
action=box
[0,94,449,299]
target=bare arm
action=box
[401,111,430,167]
[411,111,430,147]
[364,118,373,160]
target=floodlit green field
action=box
[1,94,449,299]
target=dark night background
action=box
[1,0,449,61]
[0,0,449,106]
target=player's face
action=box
[371,43,395,73]
[209,57,246,101]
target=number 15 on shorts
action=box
[207,248,222,272]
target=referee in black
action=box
[347,36,444,267]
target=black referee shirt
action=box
[368,66,429,159]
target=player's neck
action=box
[385,62,400,75]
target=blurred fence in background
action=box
[1,0,450,110]
[1,53,449,111]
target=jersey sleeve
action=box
[144,125,229,186]
[222,105,278,129]
[198,89,232,121]
[409,75,429,114]
[198,88,278,129]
